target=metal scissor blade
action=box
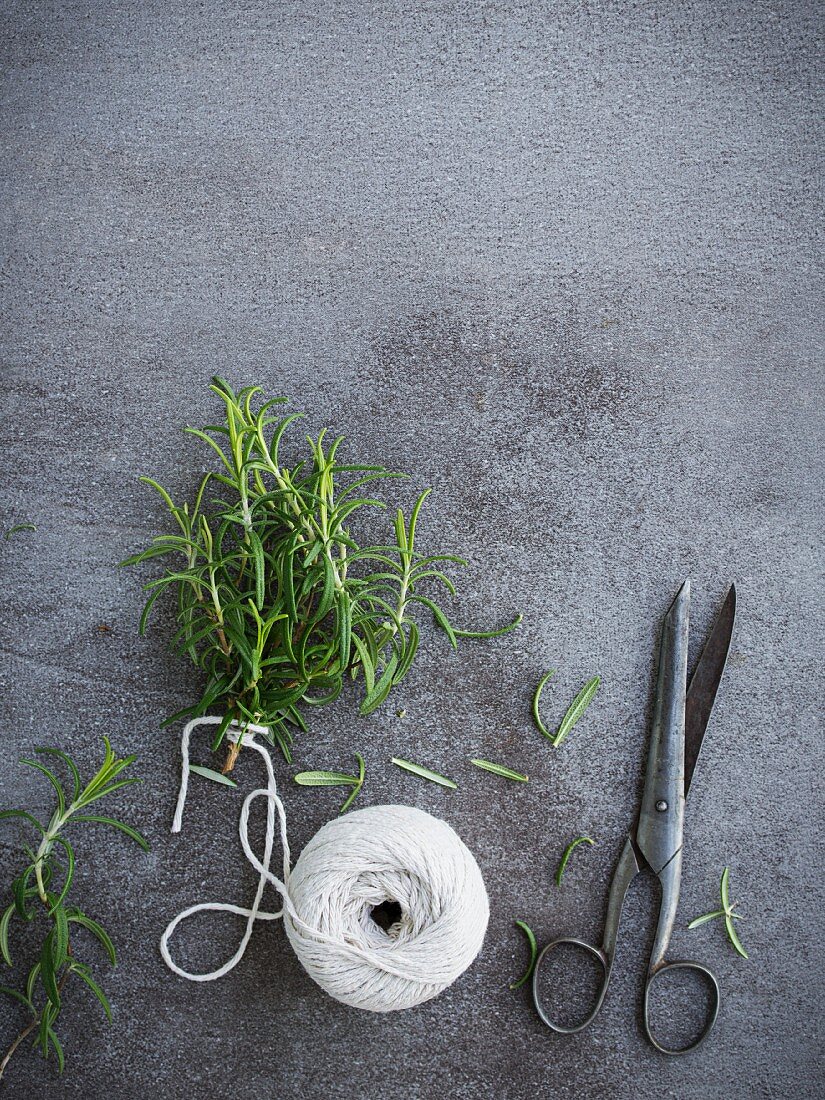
[684,583,736,798]
[636,580,690,874]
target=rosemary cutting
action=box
[687,867,748,959]
[0,740,148,1080]
[124,378,520,771]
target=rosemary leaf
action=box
[687,909,725,929]
[337,784,362,815]
[390,758,457,789]
[470,759,528,782]
[531,669,556,740]
[720,865,731,910]
[554,677,600,746]
[0,905,14,966]
[4,523,36,539]
[555,836,595,886]
[293,771,358,786]
[509,920,538,990]
[188,764,238,789]
[294,753,365,813]
[725,914,749,960]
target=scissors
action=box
[532,580,736,1055]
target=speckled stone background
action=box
[1,1,822,1097]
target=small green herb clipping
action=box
[4,523,36,540]
[469,759,528,783]
[531,669,556,738]
[294,752,365,813]
[188,764,238,789]
[533,671,600,747]
[390,758,457,789]
[123,378,520,773]
[0,740,148,1081]
[509,920,538,990]
[555,836,595,886]
[687,867,748,959]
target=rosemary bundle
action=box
[124,378,518,771]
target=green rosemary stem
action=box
[34,809,66,903]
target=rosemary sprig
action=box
[687,867,748,959]
[390,758,457,789]
[294,753,365,813]
[469,759,528,783]
[509,920,538,990]
[0,740,148,1080]
[555,835,595,886]
[123,378,520,771]
[533,671,600,747]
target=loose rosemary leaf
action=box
[686,909,725,929]
[390,758,457,789]
[725,915,749,960]
[4,523,36,540]
[531,669,556,740]
[470,759,528,783]
[294,753,365,814]
[294,771,358,786]
[509,920,538,991]
[189,764,238,788]
[555,836,595,886]
[554,677,600,746]
[720,865,731,910]
[337,782,364,815]
[533,670,601,748]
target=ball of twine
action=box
[284,803,489,1010]
[161,719,489,1012]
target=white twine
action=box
[160,717,289,982]
[160,717,490,1010]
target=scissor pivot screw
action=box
[655,800,668,812]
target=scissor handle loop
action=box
[643,959,720,1055]
[532,937,610,1034]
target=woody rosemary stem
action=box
[0,968,71,1083]
[0,1014,38,1082]
[222,740,242,774]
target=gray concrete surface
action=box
[1,1,823,1097]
